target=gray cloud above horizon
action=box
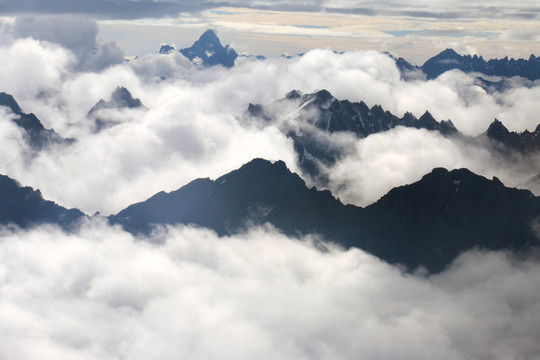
[1,0,539,20]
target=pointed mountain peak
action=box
[110,87,142,109]
[217,158,295,184]
[180,29,237,68]
[313,89,334,100]
[89,87,143,115]
[305,89,336,108]
[438,48,460,57]
[285,90,303,100]
[419,111,436,122]
[486,118,510,137]
[159,44,175,54]
[0,92,22,114]
[198,29,221,45]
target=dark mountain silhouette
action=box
[0,174,85,229]
[248,89,458,178]
[477,119,540,154]
[110,158,540,273]
[88,87,144,131]
[109,158,361,239]
[362,167,540,272]
[388,49,540,84]
[179,29,238,68]
[0,92,73,150]
[421,49,540,80]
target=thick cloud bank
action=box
[1,26,540,213]
[0,221,539,360]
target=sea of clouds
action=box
[1,17,540,359]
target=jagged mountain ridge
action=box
[109,158,540,273]
[248,89,459,178]
[0,92,73,150]
[0,157,537,273]
[0,174,85,229]
[249,89,458,137]
[422,49,540,80]
[480,119,540,154]
[393,48,540,82]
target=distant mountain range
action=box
[155,30,540,82]
[394,48,540,82]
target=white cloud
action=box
[0,37,73,101]
[0,221,539,360]
[10,17,124,72]
[1,36,540,215]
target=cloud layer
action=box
[1,221,539,360]
[1,30,540,213]
[1,18,540,360]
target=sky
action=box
[1,0,540,63]
[1,2,540,359]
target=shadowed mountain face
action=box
[0,174,85,229]
[110,158,540,273]
[0,92,73,150]
[109,158,361,240]
[363,168,540,273]
[179,29,238,68]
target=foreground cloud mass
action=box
[0,221,539,360]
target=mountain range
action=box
[394,48,540,82]
[246,88,540,182]
[2,30,540,275]
[2,157,539,273]
[157,30,540,83]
